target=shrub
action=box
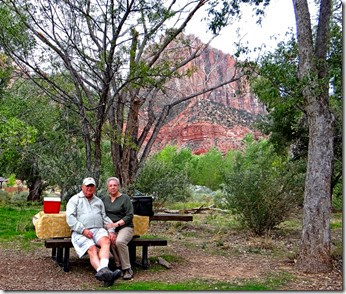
[222,135,305,235]
[213,189,228,209]
[10,191,29,202]
[134,157,191,206]
[0,190,11,203]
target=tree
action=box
[207,0,339,273]
[292,0,335,273]
[0,78,86,200]
[0,0,243,189]
[251,19,342,203]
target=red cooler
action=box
[43,197,61,214]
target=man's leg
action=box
[98,236,111,262]
[87,245,101,271]
[96,235,121,285]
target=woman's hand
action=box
[106,222,120,230]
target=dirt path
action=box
[0,233,342,291]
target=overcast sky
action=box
[184,0,318,59]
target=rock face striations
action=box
[147,36,266,155]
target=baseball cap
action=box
[83,177,96,186]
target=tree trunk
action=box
[293,0,334,273]
[297,105,334,273]
[120,97,141,189]
[27,177,44,201]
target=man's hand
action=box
[82,228,93,239]
[109,232,117,244]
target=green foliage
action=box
[134,153,191,206]
[0,78,86,197]
[7,173,16,187]
[0,53,12,95]
[10,191,29,203]
[0,190,10,203]
[251,35,305,156]
[251,24,342,199]
[0,4,34,56]
[187,147,224,190]
[222,135,305,235]
[207,0,271,34]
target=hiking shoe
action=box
[122,268,133,280]
[95,267,113,282]
[104,269,122,287]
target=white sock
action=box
[100,258,109,269]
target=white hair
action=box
[106,177,120,186]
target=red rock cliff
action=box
[144,36,265,154]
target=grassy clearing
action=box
[0,203,41,249]
[101,272,293,291]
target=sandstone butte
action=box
[142,35,266,155]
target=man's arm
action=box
[66,195,86,234]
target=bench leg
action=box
[57,248,63,265]
[63,247,70,272]
[141,246,149,269]
[129,245,136,265]
[52,247,57,260]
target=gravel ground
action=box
[0,221,342,291]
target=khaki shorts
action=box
[71,228,109,258]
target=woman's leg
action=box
[115,227,134,270]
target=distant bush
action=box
[10,191,29,203]
[187,147,224,190]
[213,190,228,209]
[222,135,305,235]
[0,190,11,203]
[134,156,191,207]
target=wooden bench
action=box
[44,237,167,272]
[43,213,192,272]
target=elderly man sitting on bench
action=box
[66,177,121,286]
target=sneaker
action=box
[95,267,113,282]
[104,269,122,287]
[122,268,133,280]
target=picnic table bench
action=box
[40,213,193,272]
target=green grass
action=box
[330,212,342,229]
[168,201,213,211]
[101,272,293,291]
[278,218,301,230]
[0,204,41,245]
